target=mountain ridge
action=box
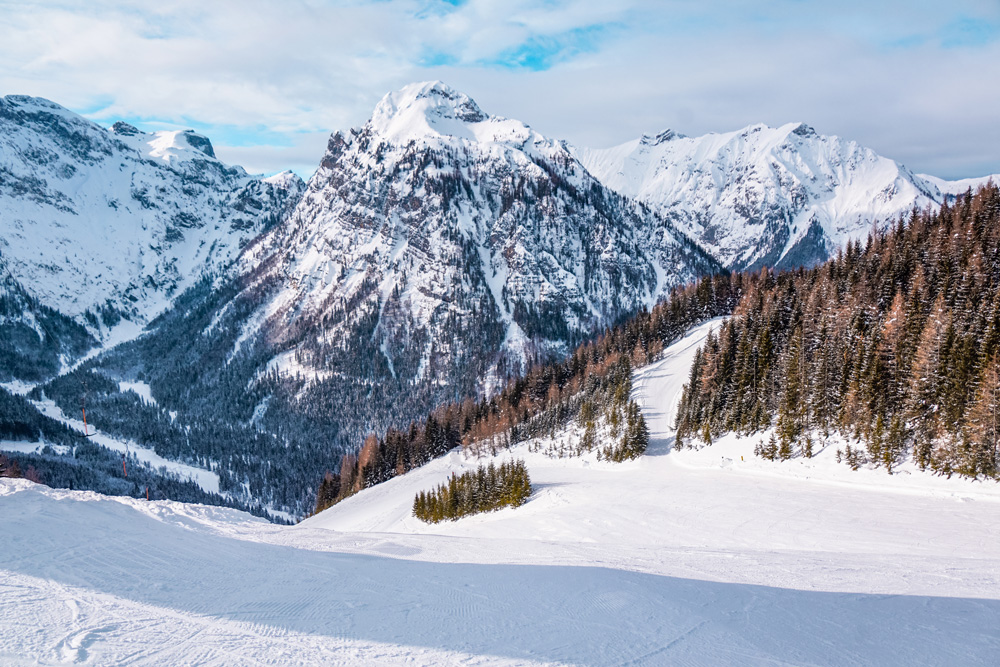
[574,120,957,271]
[0,94,305,328]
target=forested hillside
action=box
[0,388,278,518]
[676,184,1000,479]
[314,272,743,513]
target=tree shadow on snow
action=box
[644,434,676,457]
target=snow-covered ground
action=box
[2,320,999,665]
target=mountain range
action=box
[1,81,994,514]
[576,123,994,271]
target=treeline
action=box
[314,271,742,514]
[676,184,1000,478]
[413,460,531,523]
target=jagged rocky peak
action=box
[791,122,817,138]
[242,79,718,404]
[0,94,305,346]
[640,129,682,146]
[110,120,141,136]
[109,119,214,157]
[178,129,216,158]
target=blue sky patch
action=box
[940,16,997,48]
[484,23,616,71]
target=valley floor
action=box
[2,321,999,665]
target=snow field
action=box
[1,319,999,665]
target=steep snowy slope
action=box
[2,322,998,666]
[575,124,947,270]
[0,95,304,331]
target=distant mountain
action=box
[575,123,969,271]
[918,172,998,197]
[0,95,304,335]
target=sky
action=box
[1,0,998,180]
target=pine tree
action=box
[965,356,1000,477]
[908,294,950,467]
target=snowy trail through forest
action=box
[2,319,1000,665]
[28,395,221,495]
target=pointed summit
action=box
[369,81,489,144]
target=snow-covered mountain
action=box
[7,81,994,514]
[0,95,304,331]
[575,123,954,270]
[230,81,718,392]
[36,82,717,514]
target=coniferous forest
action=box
[412,460,532,523]
[0,387,282,519]
[676,185,1000,479]
[314,272,741,514]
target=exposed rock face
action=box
[230,81,719,398]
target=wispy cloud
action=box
[1,0,998,179]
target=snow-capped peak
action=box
[109,121,220,166]
[369,81,491,144]
[575,120,953,270]
[0,94,304,332]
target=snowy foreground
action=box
[3,321,1000,665]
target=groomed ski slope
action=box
[2,320,1000,665]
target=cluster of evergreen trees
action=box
[412,460,531,523]
[565,355,649,461]
[315,272,740,514]
[676,184,1000,479]
[0,259,96,383]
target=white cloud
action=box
[1,0,998,179]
